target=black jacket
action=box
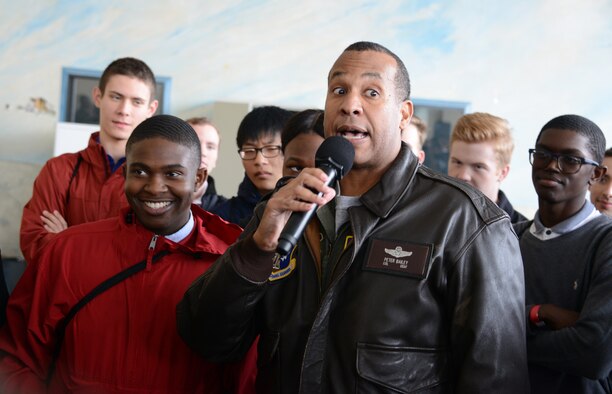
[209,174,261,228]
[497,189,527,223]
[197,176,227,213]
[178,145,529,393]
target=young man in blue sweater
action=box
[515,114,612,393]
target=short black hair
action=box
[343,41,411,102]
[605,147,612,158]
[236,106,295,148]
[126,114,201,169]
[536,114,607,163]
[281,109,325,151]
[99,57,156,100]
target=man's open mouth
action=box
[337,127,368,140]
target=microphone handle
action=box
[276,165,338,256]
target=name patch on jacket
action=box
[363,238,432,279]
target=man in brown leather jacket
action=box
[178,41,529,393]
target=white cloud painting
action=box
[1,0,610,210]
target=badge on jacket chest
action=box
[363,238,432,279]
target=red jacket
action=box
[20,132,128,263]
[0,206,256,393]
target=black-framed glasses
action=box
[238,145,282,160]
[528,148,600,174]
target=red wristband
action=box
[530,305,545,327]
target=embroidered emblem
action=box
[384,246,413,259]
[364,238,432,279]
[269,246,297,281]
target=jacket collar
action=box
[119,205,242,256]
[236,174,262,204]
[81,132,126,174]
[360,144,419,219]
[82,132,107,167]
[204,175,217,196]
[78,132,110,172]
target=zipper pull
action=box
[146,234,159,271]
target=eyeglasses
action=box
[528,148,600,174]
[238,145,282,160]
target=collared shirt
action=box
[334,195,361,233]
[95,133,125,173]
[165,210,195,243]
[530,200,601,241]
[107,156,126,173]
[316,195,361,291]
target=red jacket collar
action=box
[119,206,242,256]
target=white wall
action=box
[0,161,41,258]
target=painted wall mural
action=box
[0,0,611,214]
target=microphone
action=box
[275,136,355,257]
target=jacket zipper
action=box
[146,234,159,271]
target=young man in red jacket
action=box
[0,115,256,393]
[20,57,158,264]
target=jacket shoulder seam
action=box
[417,166,507,224]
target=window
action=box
[59,67,171,124]
[413,98,470,174]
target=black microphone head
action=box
[315,136,355,178]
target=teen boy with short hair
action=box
[186,116,227,211]
[447,112,526,223]
[20,57,158,264]
[211,105,293,227]
[516,114,612,393]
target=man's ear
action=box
[399,100,414,131]
[122,164,127,179]
[417,150,426,164]
[147,99,159,118]
[93,87,102,108]
[195,167,207,189]
[589,165,607,185]
[498,164,510,182]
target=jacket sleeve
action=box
[177,227,274,363]
[222,337,258,394]
[526,230,612,380]
[20,158,74,264]
[0,243,65,393]
[450,217,530,394]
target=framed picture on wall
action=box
[58,67,171,124]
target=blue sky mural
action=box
[1,0,611,211]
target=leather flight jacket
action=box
[178,144,529,393]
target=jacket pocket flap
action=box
[356,343,447,393]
